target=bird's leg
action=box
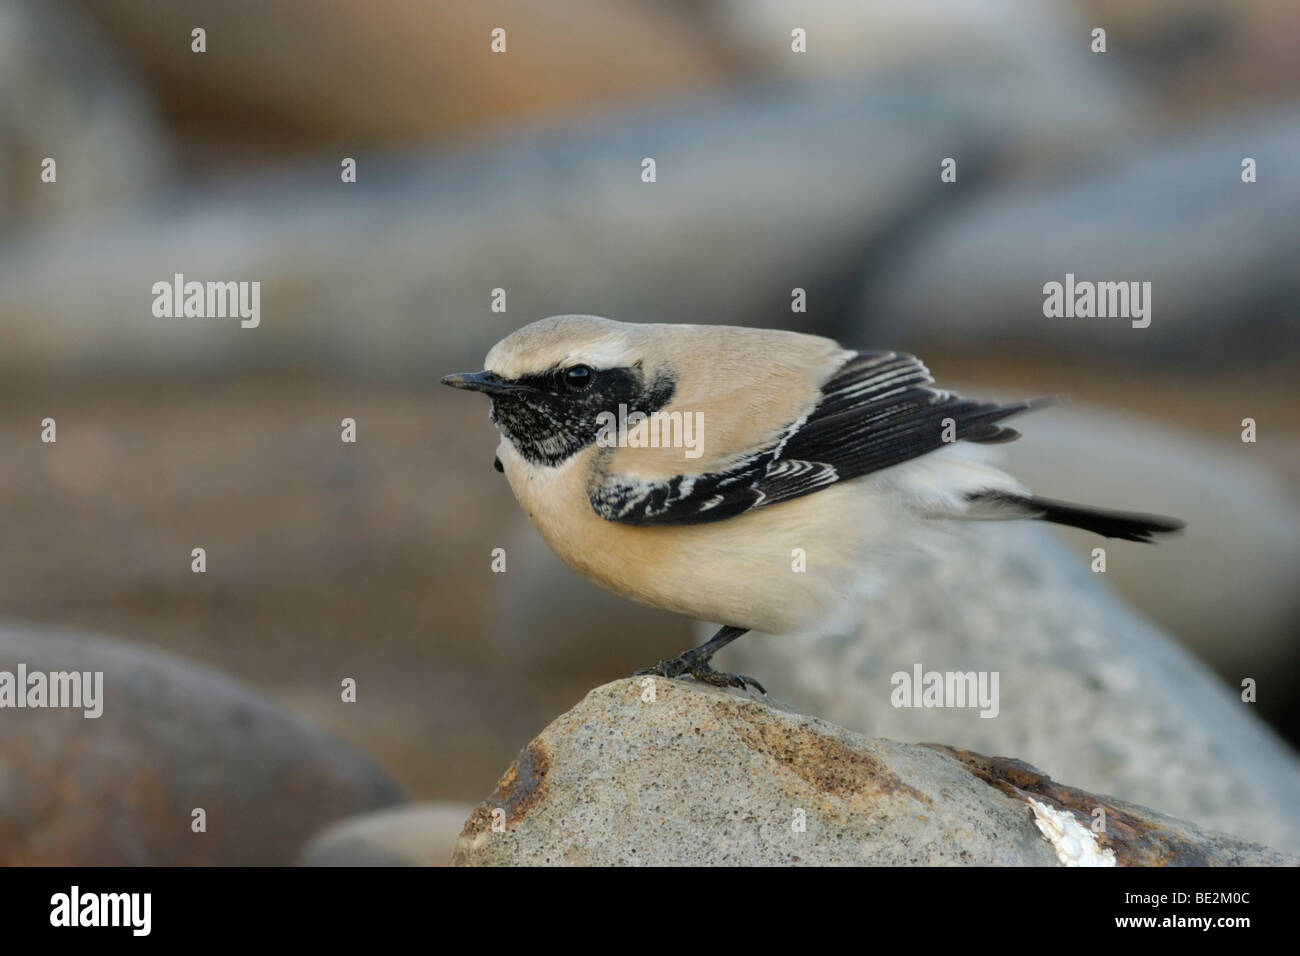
[634,625,765,693]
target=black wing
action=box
[590,351,1037,526]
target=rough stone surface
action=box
[297,802,473,867]
[452,680,1292,866]
[726,521,1300,855]
[0,623,401,865]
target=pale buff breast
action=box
[498,440,901,635]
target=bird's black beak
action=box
[440,370,524,397]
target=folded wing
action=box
[590,351,1038,526]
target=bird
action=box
[443,314,1184,693]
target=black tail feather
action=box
[968,492,1185,543]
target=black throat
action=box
[491,366,675,467]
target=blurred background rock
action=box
[1,0,1296,861]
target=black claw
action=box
[631,655,766,694]
[633,659,686,680]
[632,626,765,694]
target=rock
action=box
[991,404,1300,701]
[452,679,1293,866]
[68,0,725,151]
[297,802,473,867]
[0,382,584,800]
[856,106,1300,368]
[0,66,1131,381]
[0,622,401,865]
[725,521,1300,854]
[1055,0,1300,113]
[0,0,172,234]
[710,0,1129,135]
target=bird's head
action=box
[442,315,676,467]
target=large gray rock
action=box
[453,679,1292,866]
[725,521,1300,854]
[857,106,1300,367]
[0,622,401,864]
[991,404,1300,697]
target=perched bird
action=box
[443,315,1183,692]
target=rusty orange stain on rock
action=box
[711,698,932,805]
[923,744,1213,866]
[459,737,551,842]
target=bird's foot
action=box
[634,652,766,694]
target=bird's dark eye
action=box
[563,364,594,390]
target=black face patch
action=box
[490,365,675,466]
